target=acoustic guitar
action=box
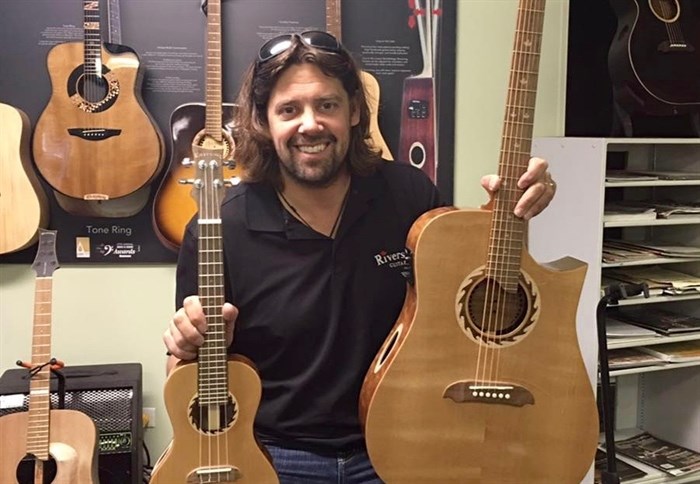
[326,0,393,160]
[0,230,99,484]
[151,0,239,252]
[360,1,599,482]
[52,0,156,217]
[149,102,278,483]
[33,0,164,201]
[397,0,439,182]
[0,103,49,255]
[608,0,700,132]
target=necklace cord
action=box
[278,185,350,238]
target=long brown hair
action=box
[234,34,383,187]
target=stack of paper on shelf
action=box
[607,348,665,369]
[611,432,700,477]
[638,340,700,363]
[603,201,657,222]
[605,266,700,295]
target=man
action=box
[163,31,556,483]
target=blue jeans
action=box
[265,444,384,483]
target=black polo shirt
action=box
[175,161,442,452]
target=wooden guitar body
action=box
[360,208,598,483]
[0,409,99,484]
[397,76,436,181]
[0,103,48,254]
[33,41,164,200]
[151,357,278,484]
[152,102,238,251]
[360,71,393,160]
[608,0,700,116]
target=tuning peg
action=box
[223,160,237,169]
[178,179,196,185]
[182,157,194,166]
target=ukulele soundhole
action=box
[67,65,119,113]
[16,454,57,484]
[189,394,238,435]
[456,267,539,347]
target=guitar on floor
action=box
[151,0,239,251]
[608,0,700,134]
[360,1,599,482]
[33,0,164,201]
[325,0,393,159]
[397,0,439,182]
[149,52,278,482]
[0,103,49,255]
[0,230,99,484]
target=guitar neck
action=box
[26,230,60,460]
[195,153,227,404]
[205,0,223,141]
[83,0,103,77]
[326,0,342,39]
[488,0,546,292]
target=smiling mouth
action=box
[296,142,329,154]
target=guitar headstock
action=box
[31,229,59,278]
[190,146,226,218]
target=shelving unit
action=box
[529,137,700,483]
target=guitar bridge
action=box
[443,381,534,407]
[188,466,241,483]
[68,128,122,140]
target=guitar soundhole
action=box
[190,394,238,435]
[649,0,679,22]
[467,278,528,336]
[16,454,57,484]
[67,65,119,113]
[79,74,110,103]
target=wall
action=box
[0,0,570,462]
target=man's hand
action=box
[480,157,556,220]
[163,296,238,362]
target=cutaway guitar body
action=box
[360,208,598,483]
[0,410,99,484]
[151,357,278,484]
[33,41,164,200]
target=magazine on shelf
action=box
[605,266,700,295]
[614,307,700,335]
[638,340,700,362]
[652,201,700,218]
[594,449,647,483]
[612,432,700,477]
[603,239,700,260]
[607,348,665,370]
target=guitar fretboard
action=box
[488,0,546,292]
[83,0,102,77]
[205,0,223,142]
[196,156,227,405]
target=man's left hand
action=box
[480,157,556,220]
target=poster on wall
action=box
[0,0,456,264]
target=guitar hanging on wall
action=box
[0,230,100,484]
[397,0,440,183]
[52,0,160,217]
[0,103,49,255]
[151,0,240,252]
[325,0,393,160]
[607,0,700,136]
[33,0,164,201]
[360,1,599,482]
[150,115,279,483]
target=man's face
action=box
[265,63,360,187]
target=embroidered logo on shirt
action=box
[374,248,414,283]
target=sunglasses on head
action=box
[257,30,341,64]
